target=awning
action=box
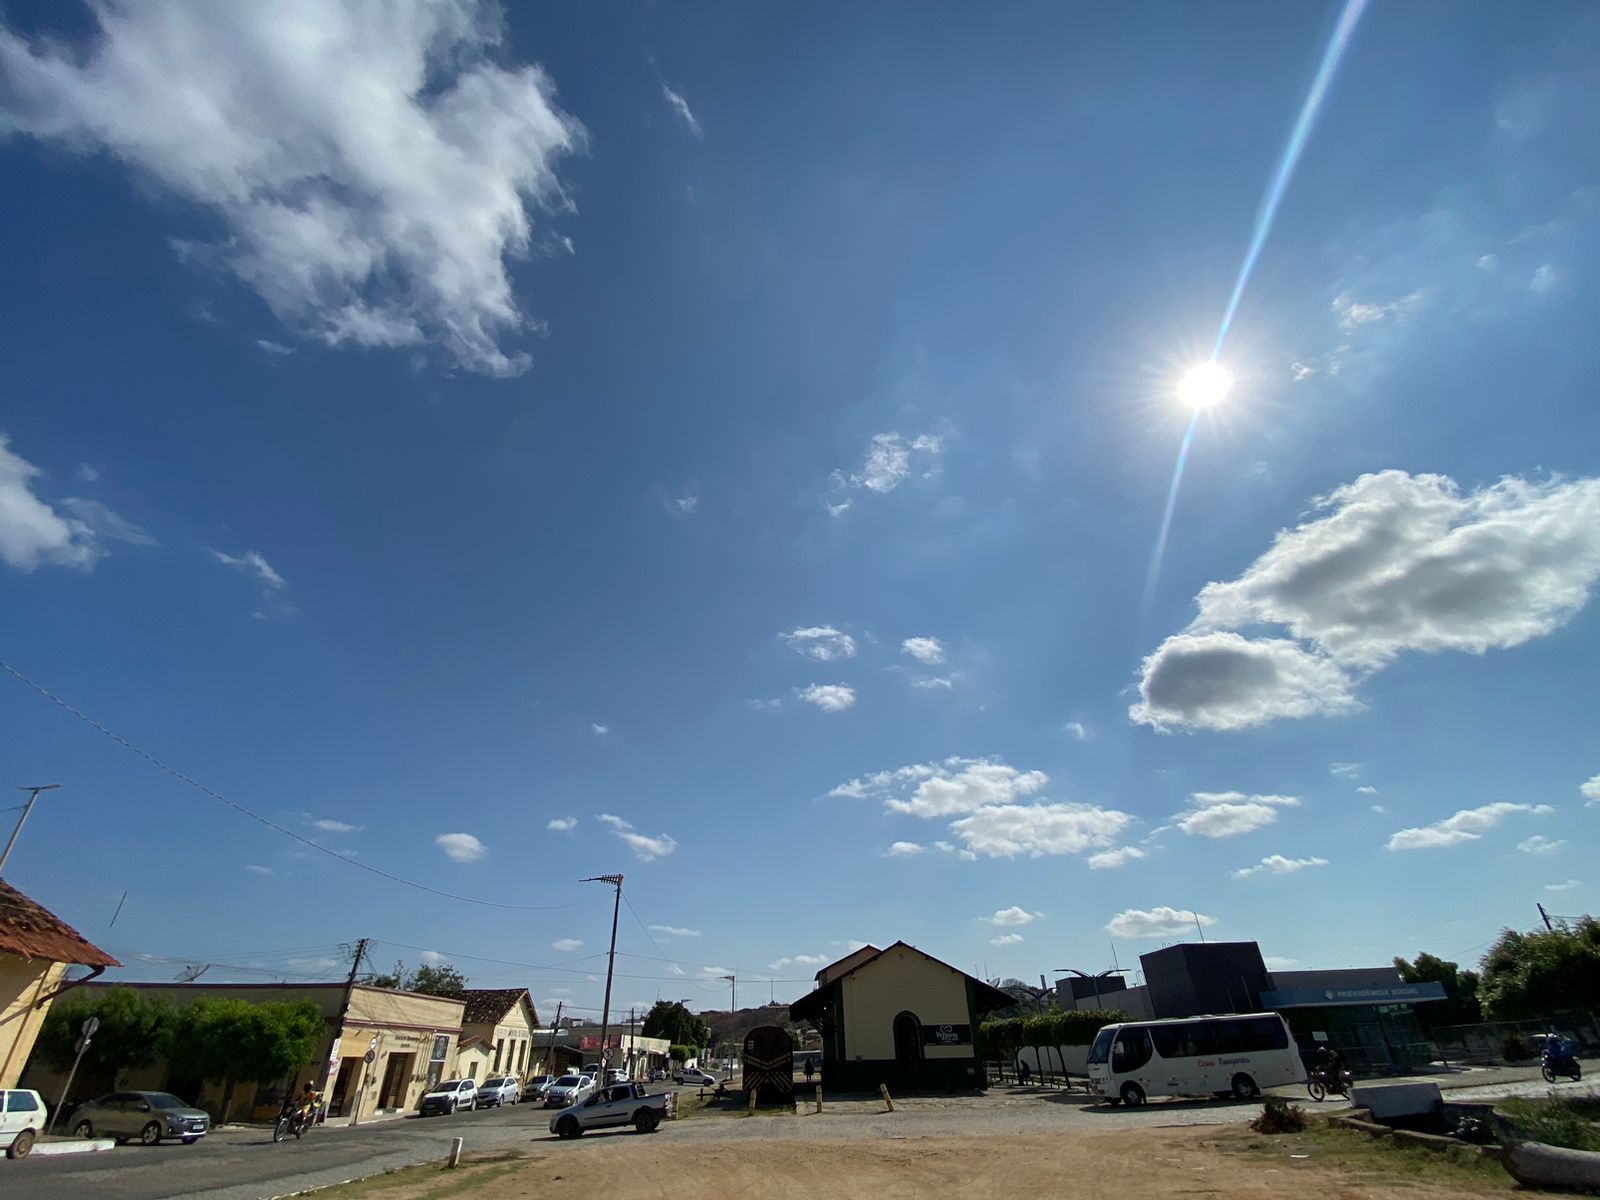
[1260,981,1447,1009]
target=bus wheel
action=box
[1120,1082,1146,1107]
[1231,1074,1259,1100]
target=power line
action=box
[0,659,599,912]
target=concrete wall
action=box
[841,945,974,1062]
[0,955,65,1089]
[1017,1044,1090,1076]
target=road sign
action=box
[81,1016,100,1037]
[74,1035,91,1055]
[364,1049,376,1064]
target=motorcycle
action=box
[1541,1043,1582,1084]
[273,1100,314,1143]
[1306,1066,1355,1102]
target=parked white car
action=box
[477,1076,521,1107]
[1,1089,46,1160]
[544,1073,595,1108]
[677,1068,717,1088]
[418,1079,478,1116]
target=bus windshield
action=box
[1087,1028,1115,1065]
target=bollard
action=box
[879,1083,894,1112]
[748,1089,758,1113]
[815,1084,823,1113]
[447,1136,463,1168]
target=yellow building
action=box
[454,988,538,1081]
[22,981,464,1123]
[0,880,119,1089]
[789,942,1013,1092]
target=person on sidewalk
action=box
[1017,1059,1031,1085]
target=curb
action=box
[32,1138,117,1156]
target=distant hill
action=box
[702,1004,817,1051]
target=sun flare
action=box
[1178,362,1233,410]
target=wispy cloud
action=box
[1174,792,1299,839]
[0,435,145,571]
[1063,721,1089,741]
[211,548,287,590]
[595,813,678,862]
[989,933,1023,947]
[435,832,488,862]
[901,637,945,664]
[781,626,857,661]
[1546,880,1582,892]
[1388,802,1551,851]
[547,816,577,832]
[590,723,610,736]
[1229,854,1329,879]
[768,954,828,972]
[660,84,704,138]
[883,841,925,857]
[309,818,363,834]
[823,431,944,515]
[1518,835,1565,856]
[245,864,273,876]
[648,925,701,939]
[552,938,583,952]
[1087,845,1144,870]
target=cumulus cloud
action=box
[1106,906,1216,938]
[590,723,610,735]
[1174,792,1299,839]
[884,841,925,857]
[595,813,630,829]
[1519,835,1565,856]
[648,925,701,939]
[0,435,144,571]
[1387,802,1550,851]
[833,757,1047,818]
[660,84,703,138]
[901,637,945,664]
[1134,471,1600,731]
[1357,785,1379,795]
[1581,774,1600,806]
[1229,854,1329,879]
[989,933,1024,946]
[211,549,287,590]
[768,954,828,972]
[435,832,487,862]
[798,683,855,713]
[986,907,1041,927]
[593,813,677,861]
[781,626,858,661]
[0,1,583,376]
[1087,845,1145,870]
[953,804,1132,859]
[547,816,577,832]
[551,938,583,952]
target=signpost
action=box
[48,1017,99,1134]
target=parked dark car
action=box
[70,1091,210,1145]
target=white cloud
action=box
[1357,785,1379,795]
[901,637,945,664]
[1545,880,1582,892]
[1134,472,1600,730]
[590,723,609,735]
[245,864,274,876]
[1063,721,1089,741]
[0,434,120,571]
[664,494,699,517]
[833,757,1047,818]
[547,816,576,832]
[435,831,487,862]
[1370,804,1387,814]
[1264,955,1298,969]
[1530,263,1556,294]
[1332,288,1425,333]
[781,626,857,661]
[660,84,703,138]
[310,817,362,834]
[595,813,631,829]
[616,830,679,862]
[1387,802,1546,851]
[1174,792,1300,839]
[1229,854,1329,879]
[76,463,99,483]
[767,954,828,972]
[59,498,158,548]
[910,675,956,690]
[1290,361,1315,382]
[1106,906,1216,939]
[986,907,1042,927]
[1519,835,1565,856]
[989,934,1024,947]
[884,841,925,858]
[1329,763,1362,779]
[1581,775,1600,806]
[1476,253,1500,271]
[747,698,782,713]
[1130,632,1359,732]
[1087,845,1146,870]
[551,938,583,952]
[211,548,287,590]
[419,949,445,966]
[953,803,1131,859]
[648,925,701,939]
[256,338,295,357]
[798,683,855,713]
[0,1,583,376]
[825,432,944,513]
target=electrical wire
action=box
[1,659,601,912]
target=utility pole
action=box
[721,974,736,1077]
[543,1000,564,1075]
[0,784,60,876]
[1538,902,1555,932]
[582,874,624,1073]
[318,938,368,1112]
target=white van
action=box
[2,1089,46,1159]
[1086,1012,1303,1106]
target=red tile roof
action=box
[0,879,120,968]
[460,987,536,1027]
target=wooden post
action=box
[815,1084,823,1113]
[748,1088,757,1113]
[879,1083,894,1112]
[447,1136,463,1167]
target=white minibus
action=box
[1085,1012,1303,1106]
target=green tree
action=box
[368,960,467,996]
[641,1000,709,1048]
[165,999,325,1121]
[1393,952,1482,1026]
[1478,917,1600,1020]
[34,987,174,1097]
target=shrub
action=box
[1499,1098,1600,1152]
[1501,1032,1534,1062]
[1251,1095,1309,1134]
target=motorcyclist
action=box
[297,1081,321,1128]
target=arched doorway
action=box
[893,1011,923,1071]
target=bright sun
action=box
[1178,362,1232,409]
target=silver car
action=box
[544,1073,594,1108]
[71,1091,210,1145]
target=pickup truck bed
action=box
[549,1082,669,1138]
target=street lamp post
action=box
[1054,967,1128,1010]
[0,784,60,876]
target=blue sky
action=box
[2,0,1598,1020]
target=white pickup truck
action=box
[548,1081,668,1138]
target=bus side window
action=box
[1113,1028,1153,1072]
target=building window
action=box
[516,1041,526,1071]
